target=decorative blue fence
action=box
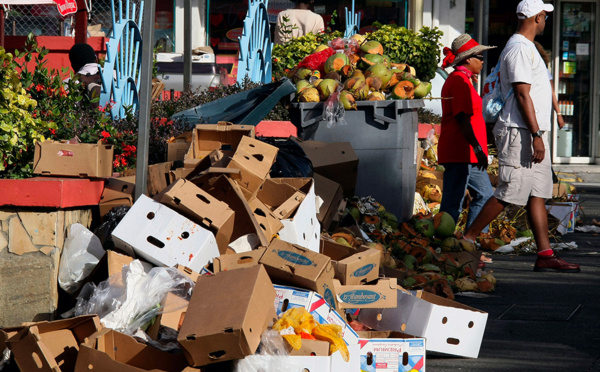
[237,0,272,84]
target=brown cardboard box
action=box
[227,137,279,197]
[33,140,114,178]
[313,174,344,231]
[256,178,306,219]
[247,197,284,244]
[147,161,175,196]
[213,248,266,273]
[155,178,236,254]
[319,238,381,285]
[167,131,193,162]
[185,121,255,161]
[294,140,359,198]
[99,176,136,217]
[74,328,189,372]
[330,278,398,310]
[287,339,330,356]
[6,315,102,372]
[259,239,334,292]
[201,175,272,249]
[178,265,277,367]
[553,182,575,198]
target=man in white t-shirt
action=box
[463,0,580,273]
[274,0,324,44]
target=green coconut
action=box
[432,211,456,238]
[324,53,350,73]
[296,80,311,95]
[441,237,460,252]
[339,90,357,110]
[414,218,434,238]
[312,44,330,53]
[317,79,339,100]
[365,64,393,87]
[360,40,384,55]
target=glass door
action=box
[553,1,596,163]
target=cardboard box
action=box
[227,136,279,197]
[320,238,381,285]
[357,331,426,372]
[267,178,321,252]
[247,197,284,244]
[313,173,344,231]
[99,176,136,217]
[330,278,398,310]
[260,239,334,292]
[201,175,272,249]
[288,339,331,356]
[74,328,189,372]
[33,140,114,178]
[256,178,306,219]
[185,121,255,161]
[6,315,102,372]
[111,194,220,272]
[167,131,193,162]
[213,248,266,273]
[147,161,175,196]
[552,182,576,198]
[155,178,236,254]
[546,201,578,235]
[295,140,359,198]
[273,284,360,346]
[178,265,277,367]
[358,290,488,358]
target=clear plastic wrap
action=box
[58,223,106,295]
[72,260,194,336]
[234,330,304,372]
[323,86,346,128]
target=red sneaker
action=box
[534,253,580,273]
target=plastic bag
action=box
[72,260,194,336]
[93,205,130,250]
[323,86,346,128]
[235,330,304,372]
[259,138,313,178]
[58,223,106,295]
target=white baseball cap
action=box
[516,0,554,19]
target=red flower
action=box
[35,84,44,92]
[49,128,56,135]
[113,158,120,168]
[101,130,111,138]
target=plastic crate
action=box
[290,99,424,222]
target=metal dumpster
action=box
[290,99,424,222]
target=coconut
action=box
[358,54,384,69]
[390,81,415,100]
[352,85,369,100]
[441,237,460,252]
[312,44,330,53]
[324,53,350,73]
[458,239,477,252]
[339,90,357,110]
[366,76,382,91]
[343,76,366,91]
[381,211,398,229]
[432,211,456,238]
[317,79,340,100]
[413,81,432,98]
[365,64,393,87]
[367,92,386,101]
[298,87,320,102]
[295,80,311,95]
[324,71,342,82]
[349,33,366,45]
[414,218,434,238]
[360,40,384,55]
[293,67,313,83]
[340,64,355,79]
[420,184,442,202]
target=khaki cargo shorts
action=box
[492,126,553,206]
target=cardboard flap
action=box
[248,198,284,242]
[227,137,278,194]
[33,140,114,178]
[213,248,266,273]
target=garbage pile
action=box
[0,122,491,372]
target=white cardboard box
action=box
[358,290,488,358]
[276,179,321,252]
[546,201,578,235]
[273,284,359,346]
[358,332,426,372]
[111,194,220,272]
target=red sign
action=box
[54,0,77,17]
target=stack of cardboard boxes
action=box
[0,123,490,371]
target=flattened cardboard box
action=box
[329,278,398,310]
[260,239,334,292]
[185,121,255,161]
[313,173,344,231]
[320,238,381,285]
[99,176,135,217]
[156,178,236,254]
[295,140,358,198]
[111,194,220,272]
[213,248,266,273]
[227,136,279,197]
[358,289,488,358]
[33,140,114,178]
[6,315,102,372]
[75,328,189,372]
[357,331,426,372]
[178,265,277,367]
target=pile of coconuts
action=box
[290,35,433,109]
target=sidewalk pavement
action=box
[426,166,600,371]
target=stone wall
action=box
[0,208,92,327]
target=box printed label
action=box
[339,289,383,305]
[352,263,375,277]
[276,250,314,266]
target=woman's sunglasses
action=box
[473,55,484,61]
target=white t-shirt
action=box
[497,34,552,131]
[274,9,324,44]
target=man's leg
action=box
[463,196,506,241]
[527,196,551,252]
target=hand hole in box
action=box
[259,223,266,231]
[223,327,233,333]
[252,154,264,161]
[31,352,43,368]
[181,232,190,239]
[310,352,316,356]
[147,236,165,248]
[447,337,460,345]
[402,351,409,365]
[121,185,128,192]
[282,299,289,312]
[208,350,226,359]
[366,352,373,365]
[196,194,210,204]
[468,321,474,328]
[88,364,94,370]
[238,256,254,264]
[173,197,182,205]
[302,369,310,372]
[147,212,155,220]
[303,233,306,240]
[442,317,448,324]
[254,208,267,217]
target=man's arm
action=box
[513,82,545,163]
[455,112,488,170]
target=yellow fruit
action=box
[421,184,442,203]
[455,277,478,292]
[298,87,320,102]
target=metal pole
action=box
[409,0,423,31]
[135,0,156,201]
[75,0,88,44]
[184,0,192,92]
